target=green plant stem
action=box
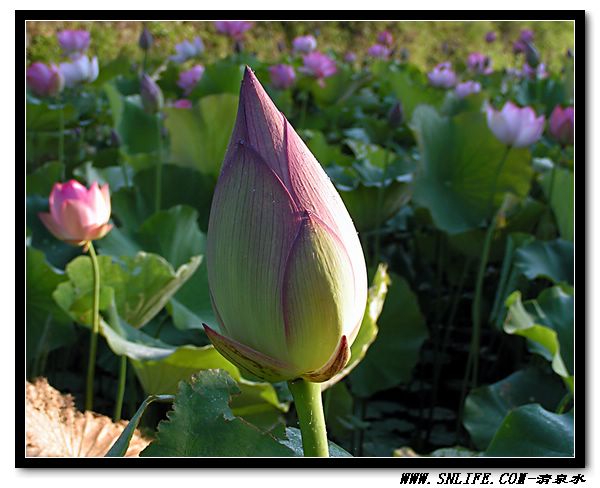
[373,140,392,265]
[155,115,163,213]
[85,242,101,412]
[288,379,329,457]
[114,356,127,422]
[546,161,558,204]
[58,105,65,177]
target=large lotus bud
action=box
[204,67,368,383]
[140,73,163,114]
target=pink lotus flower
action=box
[455,80,481,99]
[513,40,526,54]
[300,52,337,87]
[377,31,394,47]
[485,31,497,43]
[173,99,193,109]
[39,180,112,246]
[367,44,390,60]
[57,30,91,56]
[26,62,64,97]
[177,65,205,95]
[292,35,317,54]
[549,106,574,146]
[214,21,253,41]
[467,52,492,75]
[519,29,535,43]
[486,101,545,148]
[59,55,99,87]
[269,64,296,89]
[204,67,367,383]
[169,37,204,63]
[427,62,457,88]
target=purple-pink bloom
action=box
[214,21,253,41]
[522,62,547,80]
[467,52,493,75]
[549,106,574,146]
[57,30,91,56]
[485,31,497,43]
[344,52,357,63]
[269,64,296,90]
[513,40,526,55]
[300,52,337,87]
[292,35,317,54]
[427,62,457,88]
[367,44,390,60]
[486,101,545,148]
[173,99,193,109]
[519,29,535,43]
[59,55,99,87]
[177,65,205,95]
[455,80,481,99]
[377,31,394,47]
[170,37,204,63]
[27,62,64,97]
[38,180,112,246]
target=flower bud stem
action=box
[85,241,100,412]
[288,378,329,457]
[155,116,163,213]
[106,299,127,422]
[58,105,65,177]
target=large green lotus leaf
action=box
[26,246,75,369]
[281,428,352,457]
[140,370,295,457]
[189,60,244,99]
[105,84,160,155]
[514,239,574,285]
[504,287,574,389]
[349,273,428,398]
[485,404,573,457]
[411,106,533,234]
[53,252,200,329]
[164,93,238,177]
[26,161,64,197]
[300,129,354,167]
[464,367,566,450]
[320,264,390,390]
[540,167,574,242]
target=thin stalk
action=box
[107,300,127,422]
[154,115,163,213]
[288,379,329,457]
[142,50,148,73]
[85,242,101,412]
[556,391,573,414]
[58,105,65,178]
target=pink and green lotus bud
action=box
[38,180,112,246]
[57,30,90,56]
[140,73,163,114]
[269,64,296,90]
[388,101,404,128]
[524,41,540,68]
[214,21,253,41]
[177,65,205,95]
[377,31,393,47]
[549,105,574,146]
[172,99,193,109]
[455,80,481,99]
[299,52,337,87]
[485,31,497,43]
[519,29,535,43]
[59,55,99,87]
[367,44,390,60]
[486,101,545,148]
[204,67,368,383]
[139,26,154,51]
[427,61,457,88]
[27,62,64,97]
[344,52,357,63]
[292,35,317,55]
[522,61,547,80]
[467,52,493,75]
[170,37,204,63]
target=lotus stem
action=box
[155,115,163,213]
[85,241,101,412]
[114,356,127,422]
[58,104,65,177]
[288,378,329,457]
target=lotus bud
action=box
[292,35,317,55]
[139,26,154,51]
[485,31,497,43]
[524,41,540,68]
[214,21,253,41]
[486,101,545,148]
[110,129,121,147]
[140,73,163,114]
[27,62,64,97]
[377,31,394,47]
[177,65,205,95]
[59,55,99,87]
[388,101,404,127]
[38,180,112,246]
[57,30,90,57]
[269,64,296,90]
[367,44,390,60]
[204,67,368,383]
[455,80,481,99]
[299,52,337,87]
[549,105,574,146]
[427,61,457,88]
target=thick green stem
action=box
[155,115,163,213]
[85,242,101,411]
[288,379,329,457]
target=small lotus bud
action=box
[140,73,163,114]
[139,26,154,51]
[110,129,121,147]
[388,101,404,127]
[524,41,540,68]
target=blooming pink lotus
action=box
[169,37,204,63]
[455,80,481,99]
[300,52,337,87]
[57,30,91,56]
[59,55,99,87]
[367,44,390,60]
[172,99,193,109]
[427,62,457,88]
[177,65,205,95]
[204,67,367,383]
[292,35,317,54]
[26,62,64,97]
[549,106,574,146]
[214,21,253,41]
[467,52,492,75]
[39,180,112,246]
[486,101,545,148]
[269,64,296,90]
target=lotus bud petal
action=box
[38,180,112,246]
[204,67,367,383]
[292,35,317,54]
[27,62,64,97]
[139,26,154,51]
[388,101,404,127]
[140,74,163,114]
[549,105,574,146]
[486,101,545,148]
[57,30,90,56]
